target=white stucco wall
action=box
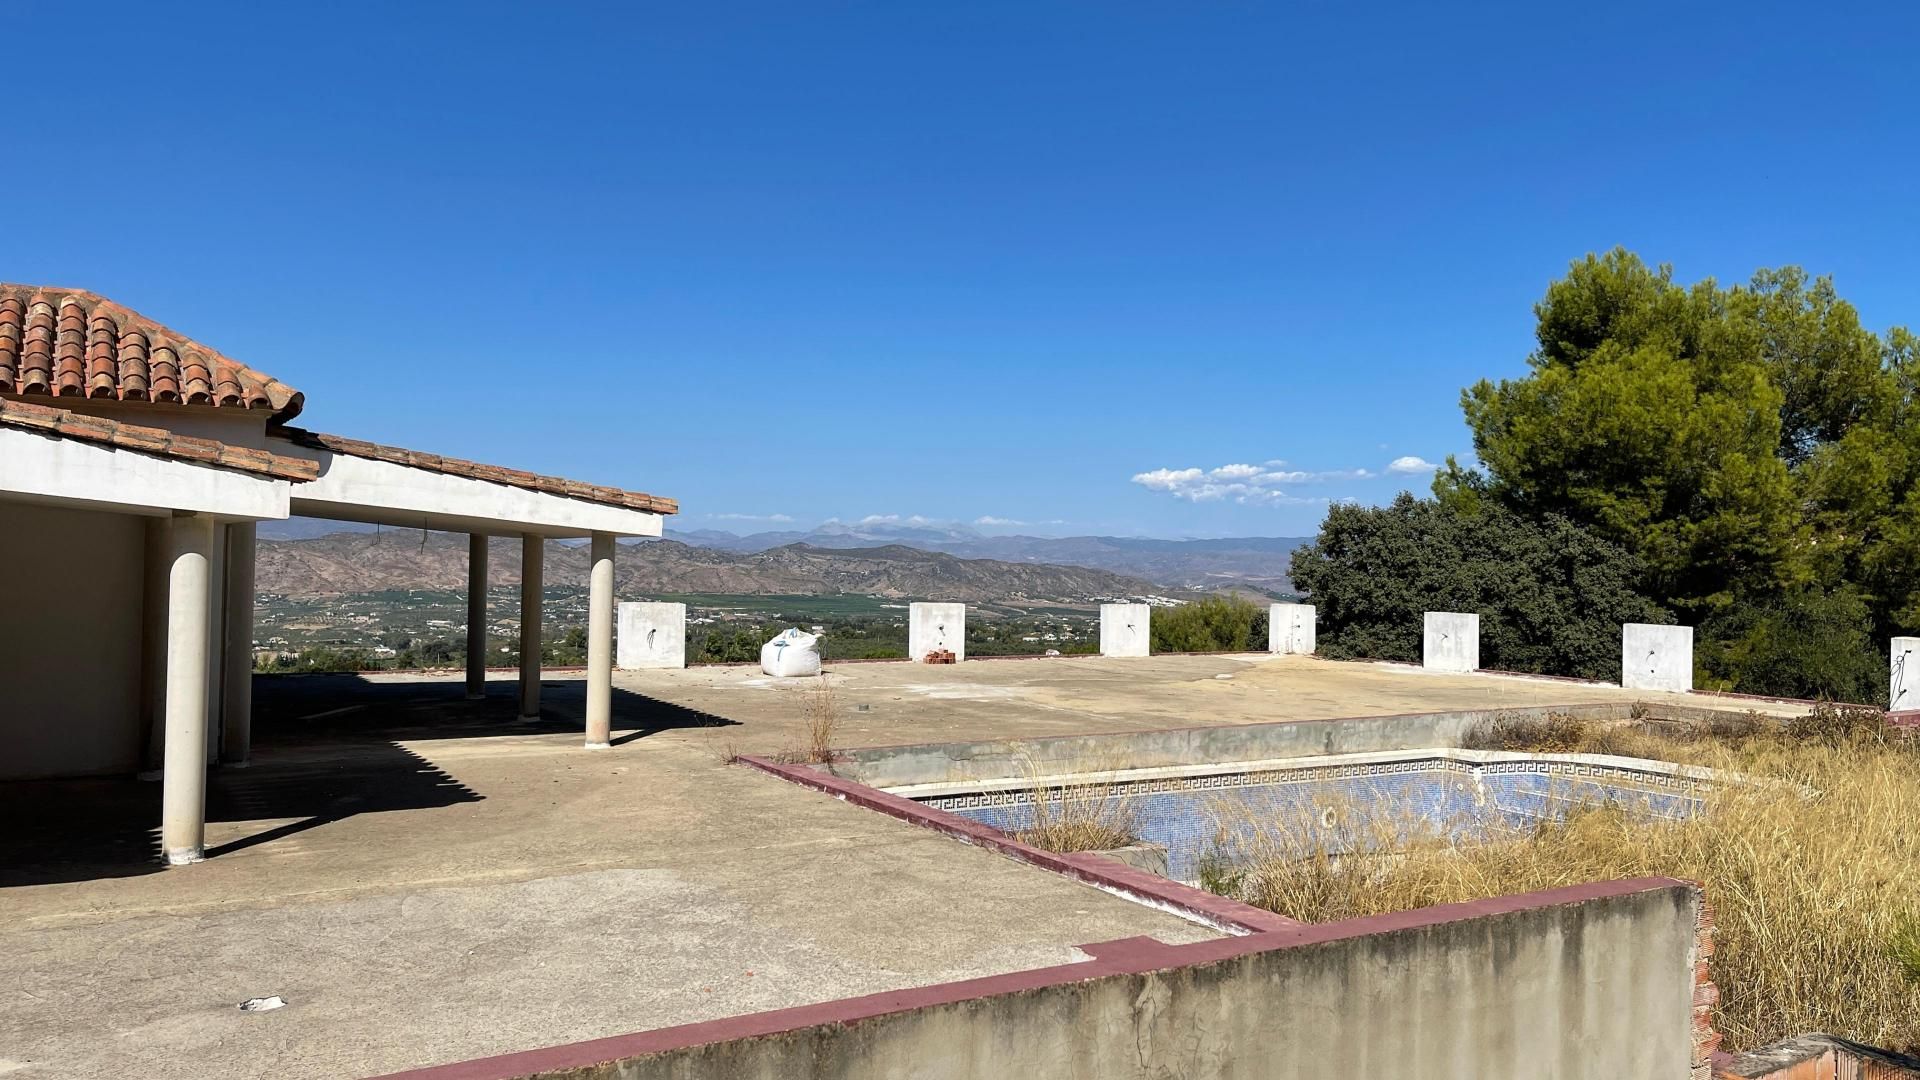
[617,602,687,669]
[1423,612,1480,672]
[0,503,148,779]
[1269,603,1316,655]
[1622,623,1693,693]
[909,603,966,663]
[1893,637,1920,712]
[1099,604,1150,658]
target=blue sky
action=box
[6,2,1917,539]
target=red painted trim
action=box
[740,755,1303,936]
[367,876,1691,1080]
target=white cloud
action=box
[710,512,795,523]
[974,515,1026,527]
[856,513,937,526]
[1386,456,1439,475]
[1131,463,1368,505]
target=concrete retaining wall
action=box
[825,702,1644,788]
[377,881,1706,1080]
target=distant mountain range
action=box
[659,521,1309,592]
[254,519,1311,595]
[254,530,1174,604]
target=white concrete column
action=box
[584,532,615,749]
[1099,603,1150,657]
[1423,612,1480,672]
[161,513,216,866]
[909,602,966,663]
[1622,623,1693,693]
[519,534,543,719]
[466,534,488,700]
[219,521,256,767]
[1268,603,1316,655]
[618,602,687,668]
[1891,637,1919,712]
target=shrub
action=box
[1289,495,1669,680]
[1697,588,1889,704]
[1151,595,1264,653]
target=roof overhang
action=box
[270,434,666,539]
[0,424,292,520]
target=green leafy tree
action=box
[1444,248,1920,662]
[1290,495,1669,681]
[1446,249,1800,612]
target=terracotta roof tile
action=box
[272,426,677,515]
[0,397,318,482]
[0,285,303,421]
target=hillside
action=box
[663,523,1310,591]
[254,530,1170,603]
[258,518,1309,592]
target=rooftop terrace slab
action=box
[0,653,1802,1079]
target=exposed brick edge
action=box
[367,876,1696,1080]
[1693,887,1722,1080]
[740,755,1303,936]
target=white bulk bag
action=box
[760,628,823,678]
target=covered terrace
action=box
[0,285,674,867]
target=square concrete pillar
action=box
[909,602,966,663]
[617,602,687,669]
[1269,603,1315,655]
[1423,612,1479,672]
[1622,623,1693,693]
[1099,603,1150,657]
[1891,637,1920,711]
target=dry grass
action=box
[800,674,838,764]
[1010,753,1140,854]
[760,675,844,765]
[1207,708,1920,1054]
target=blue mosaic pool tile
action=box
[922,757,1706,883]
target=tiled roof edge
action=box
[0,284,304,423]
[0,397,319,482]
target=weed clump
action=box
[1210,708,1920,1054]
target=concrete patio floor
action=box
[0,653,1803,1079]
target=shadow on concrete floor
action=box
[0,738,480,889]
[0,677,736,890]
[251,674,740,745]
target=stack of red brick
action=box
[922,649,957,665]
